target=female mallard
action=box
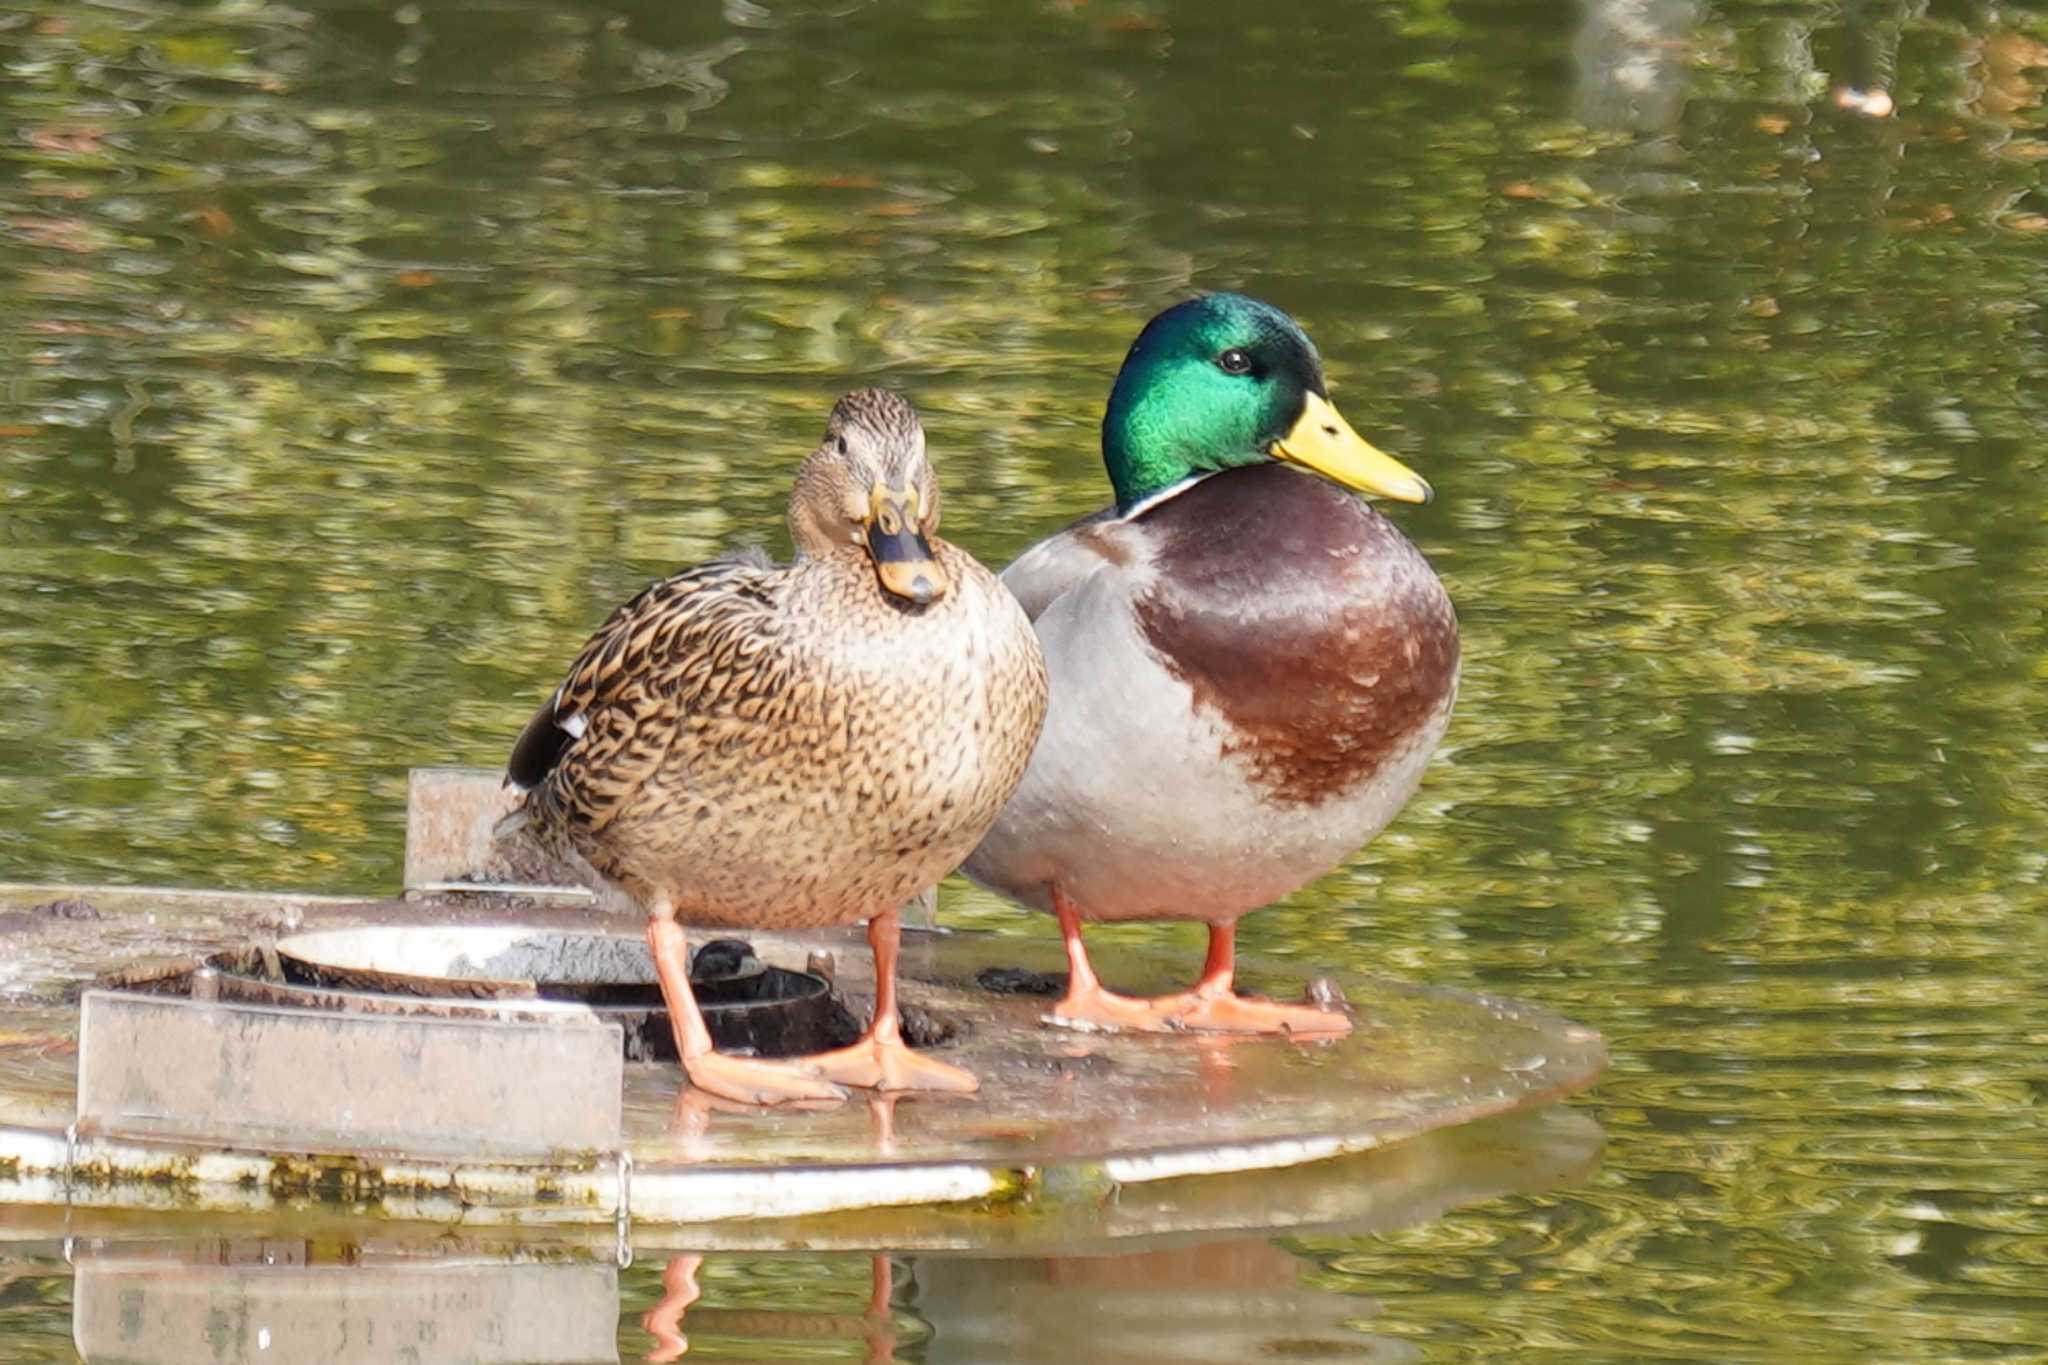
[962,294,1458,1036]
[506,389,1048,1104]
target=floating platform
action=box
[0,769,1606,1244]
[2,1102,1605,1364]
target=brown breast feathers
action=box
[1131,463,1460,807]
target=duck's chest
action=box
[777,552,1045,793]
[1131,467,1460,809]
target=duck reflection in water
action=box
[633,1241,1401,1364]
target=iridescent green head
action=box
[1100,293,1432,515]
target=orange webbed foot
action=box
[1044,895,1349,1037]
[807,1036,979,1094]
[1169,990,1353,1037]
[1047,981,1199,1033]
[645,913,847,1106]
[683,1051,846,1106]
[809,906,978,1094]
[1047,980,1350,1037]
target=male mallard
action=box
[962,294,1458,1035]
[506,389,1048,1103]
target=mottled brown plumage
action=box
[507,389,1047,1102]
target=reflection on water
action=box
[0,1107,1597,1364]
[68,1244,619,1365]
[5,0,2048,1358]
[30,1241,1417,1365]
[911,1243,1414,1364]
[637,1242,1416,1364]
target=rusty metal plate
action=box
[76,990,622,1159]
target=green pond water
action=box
[4,0,2048,1359]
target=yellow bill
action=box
[1271,391,1432,504]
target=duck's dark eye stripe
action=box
[1217,348,1253,375]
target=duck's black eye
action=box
[1217,348,1253,376]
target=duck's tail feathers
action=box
[506,692,575,792]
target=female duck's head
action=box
[1100,293,1433,515]
[789,388,948,606]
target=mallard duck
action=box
[962,294,1458,1035]
[506,389,1048,1104]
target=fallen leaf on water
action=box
[195,204,236,238]
[26,126,105,155]
[12,215,97,252]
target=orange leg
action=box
[805,908,978,1093]
[1169,921,1352,1036]
[640,1253,702,1363]
[647,911,845,1105]
[1047,885,1185,1032]
[863,1254,897,1365]
[1048,888,1350,1037]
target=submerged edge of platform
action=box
[0,1056,1597,1229]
